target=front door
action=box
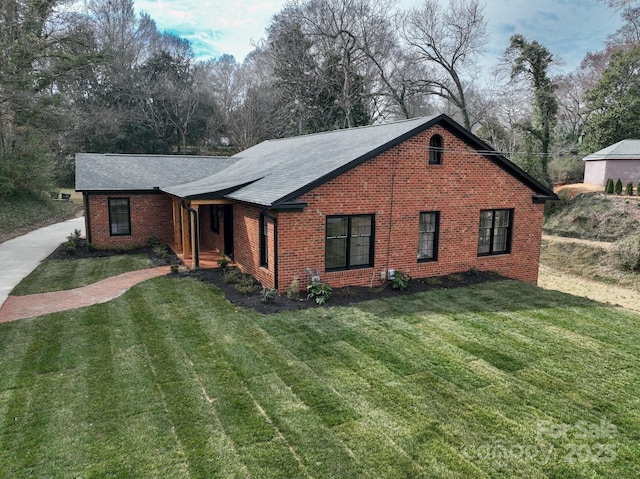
[223,205,234,258]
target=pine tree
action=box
[615,178,623,195]
[605,178,614,194]
[625,181,634,196]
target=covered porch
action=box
[170,197,234,269]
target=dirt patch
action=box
[555,183,604,198]
[171,268,505,314]
[542,234,614,250]
[538,264,640,312]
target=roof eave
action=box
[163,179,260,200]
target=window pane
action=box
[429,135,443,164]
[419,212,436,233]
[478,228,491,254]
[349,216,371,267]
[326,237,347,269]
[350,236,370,266]
[109,199,130,235]
[495,210,510,227]
[350,216,371,237]
[418,212,437,260]
[493,228,508,252]
[327,217,348,238]
[478,209,511,255]
[479,210,493,229]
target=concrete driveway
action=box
[0,216,85,310]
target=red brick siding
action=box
[85,193,174,248]
[276,125,544,291]
[233,203,275,289]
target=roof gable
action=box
[163,114,556,205]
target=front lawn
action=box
[11,255,152,295]
[0,277,639,478]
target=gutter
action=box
[533,193,559,204]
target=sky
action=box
[134,0,624,74]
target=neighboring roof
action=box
[583,140,640,161]
[163,114,556,206]
[75,153,239,191]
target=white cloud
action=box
[135,0,624,69]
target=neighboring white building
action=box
[583,140,640,186]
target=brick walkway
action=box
[0,266,171,323]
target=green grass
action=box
[1,277,639,477]
[0,192,77,236]
[11,255,152,295]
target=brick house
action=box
[76,114,557,291]
[582,139,640,187]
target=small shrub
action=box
[336,287,356,297]
[447,273,463,282]
[467,267,480,277]
[425,277,442,286]
[86,242,97,252]
[170,264,179,274]
[307,281,332,305]
[62,240,76,254]
[260,288,278,303]
[391,270,411,290]
[152,245,168,257]
[65,229,83,249]
[217,252,230,268]
[611,235,640,271]
[222,267,242,284]
[147,236,163,247]
[626,181,634,196]
[287,277,300,300]
[615,178,623,195]
[605,178,614,194]
[234,274,258,294]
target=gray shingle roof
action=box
[583,140,640,161]
[77,114,556,204]
[75,153,239,191]
[163,116,440,204]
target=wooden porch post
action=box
[190,205,199,269]
[172,198,181,252]
[181,202,191,259]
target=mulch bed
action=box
[47,238,181,267]
[173,267,505,314]
[46,239,505,314]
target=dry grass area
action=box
[555,182,604,198]
[538,264,640,313]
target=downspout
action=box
[181,200,199,269]
[265,212,278,290]
[83,193,92,244]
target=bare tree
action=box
[263,0,397,131]
[398,0,488,130]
